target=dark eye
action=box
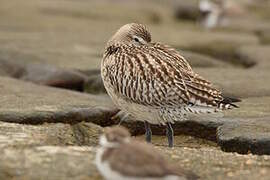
[134,37,139,42]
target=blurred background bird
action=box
[95,126,199,180]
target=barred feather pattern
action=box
[101,24,238,124]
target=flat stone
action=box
[84,73,106,94]
[172,0,200,21]
[1,142,270,180]
[0,76,117,124]
[0,121,103,148]
[0,57,88,91]
[0,120,103,179]
[225,96,270,119]
[0,0,170,71]
[160,146,270,180]
[0,0,258,71]
[0,122,75,147]
[150,28,259,68]
[235,45,270,69]
[0,120,269,180]
[217,117,270,155]
[72,122,103,146]
[258,30,270,44]
[195,68,270,98]
[219,17,270,34]
[180,50,231,68]
[0,146,101,180]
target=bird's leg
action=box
[144,121,152,143]
[166,122,174,148]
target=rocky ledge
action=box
[1,0,270,179]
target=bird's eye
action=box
[134,37,139,42]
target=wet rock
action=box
[217,117,270,155]
[0,76,118,124]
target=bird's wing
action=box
[105,141,192,178]
[151,43,228,108]
[103,43,236,110]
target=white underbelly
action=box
[109,91,163,124]
[103,81,194,125]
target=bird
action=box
[101,23,240,147]
[199,0,223,29]
[199,0,246,29]
[95,126,199,180]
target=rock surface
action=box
[0,76,117,124]
[217,117,270,155]
[235,45,270,69]
[195,68,270,98]
[0,146,100,180]
[0,0,270,179]
[0,58,88,91]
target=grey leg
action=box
[166,122,174,148]
[144,121,152,143]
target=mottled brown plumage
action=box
[101,23,239,146]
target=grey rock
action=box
[72,122,103,146]
[0,76,118,124]
[172,0,200,21]
[180,50,232,68]
[84,73,106,94]
[195,68,270,98]
[160,145,270,180]
[22,63,88,91]
[0,57,88,91]
[0,121,102,147]
[177,32,259,68]
[258,30,270,44]
[217,117,270,155]
[0,146,101,180]
[235,45,270,69]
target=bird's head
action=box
[107,23,151,46]
[99,126,131,147]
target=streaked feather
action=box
[101,23,239,124]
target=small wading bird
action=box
[95,126,198,180]
[101,23,240,147]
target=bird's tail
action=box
[218,96,241,110]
